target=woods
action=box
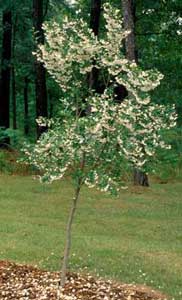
[0,1,181,181]
[0,0,181,177]
[0,1,181,300]
[0,9,12,146]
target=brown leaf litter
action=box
[0,261,168,300]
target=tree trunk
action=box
[57,181,82,299]
[57,152,85,298]
[134,168,149,187]
[24,77,29,135]
[90,0,102,36]
[122,0,137,61]
[33,0,48,138]
[12,65,16,130]
[0,10,12,146]
[12,15,17,130]
[88,0,101,91]
[121,0,149,186]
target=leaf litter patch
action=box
[0,261,167,300]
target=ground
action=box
[0,261,167,300]
[0,175,181,299]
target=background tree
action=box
[0,0,181,182]
[136,0,182,124]
[11,14,17,130]
[33,0,48,138]
[24,76,29,135]
[134,0,182,179]
[88,0,102,91]
[0,9,12,146]
[122,0,149,186]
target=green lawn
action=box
[0,174,181,299]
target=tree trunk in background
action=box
[90,0,101,36]
[89,0,127,102]
[12,15,17,130]
[134,168,149,186]
[12,65,16,130]
[0,10,12,146]
[88,0,101,90]
[121,0,149,187]
[122,0,137,61]
[24,77,29,136]
[33,0,48,138]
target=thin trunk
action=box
[57,154,85,298]
[0,10,12,146]
[49,93,53,118]
[33,0,48,138]
[12,15,17,130]
[88,0,101,90]
[12,65,16,130]
[122,0,149,186]
[24,77,29,135]
[57,180,82,299]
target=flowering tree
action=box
[24,3,177,297]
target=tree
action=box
[122,0,149,186]
[90,0,102,36]
[88,0,102,91]
[0,9,12,146]
[33,0,48,138]
[89,0,128,107]
[135,0,182,125]
[12,14,17,130]
[122,0,136,61]
[23,4,176,299]
[12,0,35,136]
[24,76,29,135]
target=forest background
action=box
[0,1,182,299]
[0,0,181,184]
[0,0,182,184]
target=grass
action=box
[0,174,181,300]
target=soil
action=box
[0,261,168,300]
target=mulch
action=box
[0,261,168,300]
